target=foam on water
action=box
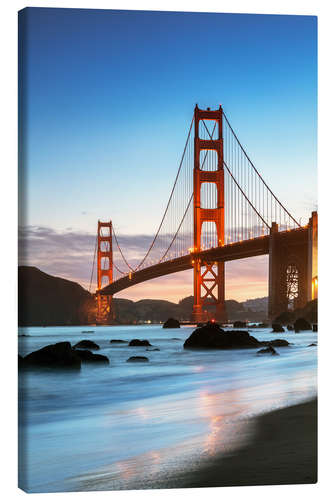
[18,324,317,492]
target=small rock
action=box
[233,321,246,328]
[146,347,160,351]
[75,349,109,363]
[129,339,151,347]
[74,340,100,350]
[312,324,318,332]
[272,323,285,333]
[257,345,279,356]
[262,339,290,347]
[126,356,149,362]
[110,339,128,344]
[163,318,180,328]
[287,324,294,331]
[307,343,317,347]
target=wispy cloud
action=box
[18,225,268,302]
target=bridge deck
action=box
[101,235,270,295]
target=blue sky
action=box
[19,8,317,301]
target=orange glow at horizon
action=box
[116,255,268,303]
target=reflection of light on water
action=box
[193,365,205,372]
[205,415,223,455]
[134,406,150,420]
[197,389,255,457]
[149,451,161,464]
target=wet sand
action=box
[155,398,317,489]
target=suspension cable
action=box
[112,226,135,271]
[111,115,195,272]
[158,193,193,263]
[222,111,300,227]
[223,161,269,229]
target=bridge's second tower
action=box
[192,105,227,323]
[96,220,114,324]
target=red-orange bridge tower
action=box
[192,105,226,323]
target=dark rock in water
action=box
[81,330,94,334]
[258,323,269,328]
[163,318,180,328]
[308,343,317,347]
[287,324,294,331]
[129,339,151,347]
[110,339,128,344]
[272,323,284,333]
[262,339,289,347]
[257,345,279,356]
[171,338,181,340]
[184,323,261,350]
[24,342,81,369]
[126,356,149,362]
[146,347,160,351]
[74,340,100,350]
[18,354,28,369]
[294,317,311,331]
[233,321,246,328]
[75,349,109,364]
[312,324,318,332]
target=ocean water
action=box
[18,324,317,492]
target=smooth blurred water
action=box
[18,324,317,492]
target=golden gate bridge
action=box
[89,105,318,324]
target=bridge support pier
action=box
[191,105,227,324]
[268,211,317,321]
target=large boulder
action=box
[183,323,261,350]
[294,317,311,331]
[129,339,151,347]
[18,354,28,370]
[272,323,285,333]
[127,356,149,362]
[163,318,180,328]
[74,340,100,350]
[24,342,81,369]
[75,349,109,364]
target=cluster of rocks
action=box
[19,340,109,370]
[19,336,161,370]
[183,322,290,357]
[272,317,313,333]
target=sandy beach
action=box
[155,398,317,489]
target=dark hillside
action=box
[18,266,94,326]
